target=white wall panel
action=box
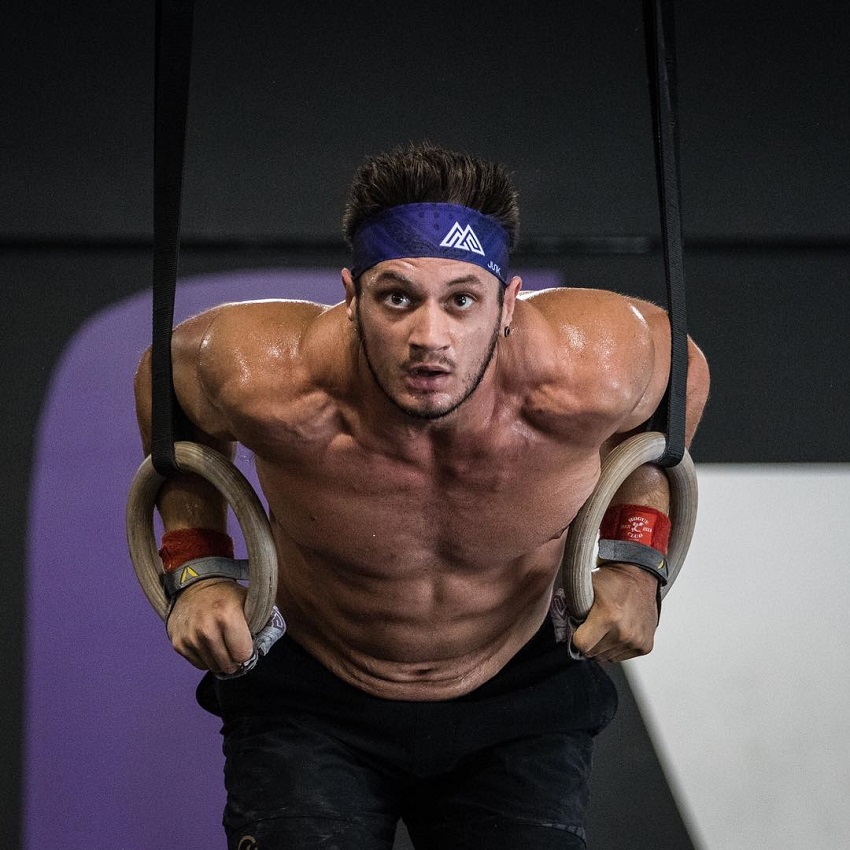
[626,466,850,849]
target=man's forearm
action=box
[595,456,672,602]
[608,463,670,515]
[156,473,231,533]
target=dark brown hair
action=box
[343,141,520,250]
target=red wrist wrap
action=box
[599,504,671,555]
[158,528,235,573]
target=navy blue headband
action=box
[350,202,510,284]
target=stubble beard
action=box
[355,304,502,421]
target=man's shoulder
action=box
[520,286,647,330]
[517,287,653,368]
[193,299,341,354]
[183,299,348,397]
[199,298,333,338]
[513,287,657,434]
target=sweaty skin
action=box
[135,258,709,699]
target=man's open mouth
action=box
[404,364,452,391]
[409,366,449,377]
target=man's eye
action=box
[385,292,410,308]
[452,293,475,309]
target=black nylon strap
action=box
[151,0,195,476]
[644,0,689,467]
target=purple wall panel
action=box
[24,267,559,848]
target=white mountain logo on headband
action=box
[439,223,486,256]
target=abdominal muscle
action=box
[266,502,574,701]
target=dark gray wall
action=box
[3,1,848,846]
[5,1,849,239]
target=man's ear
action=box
[341,268,357,320]
[502,275,523,329]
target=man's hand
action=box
[571,564,660,662]
[166,578,254,675]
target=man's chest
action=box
[255,426,600,569]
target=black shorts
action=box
[197,619,618,849]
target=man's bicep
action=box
[132,324,234,533]
[134,308,237,453]
[133,345,156,452]
[171,308,240,443]
[617,299,710,446]
[681,337,710,445]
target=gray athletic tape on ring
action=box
[214,604,287,680]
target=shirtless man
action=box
[135,142,709,849]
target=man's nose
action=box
[408,302,450,350]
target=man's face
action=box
[346,258,508,420]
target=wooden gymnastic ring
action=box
[561,431,698,621]
[126,441,278,635]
